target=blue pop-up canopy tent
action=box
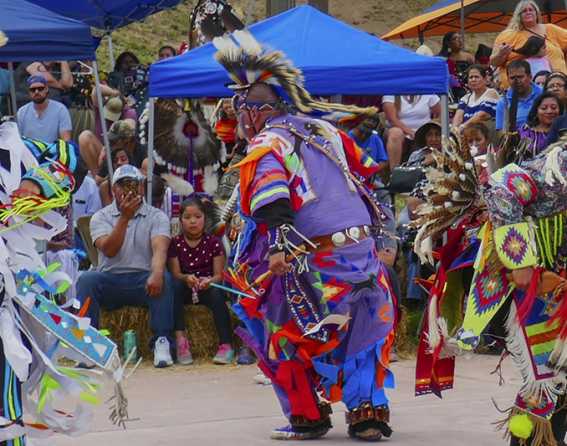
[149,5,450,98]
[28,0,183,31]
[0,0,97,62]
[0,0,115,177]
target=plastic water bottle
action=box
[123,330,138,361]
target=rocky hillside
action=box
[95,0,458,71]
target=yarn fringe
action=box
[494,406,558,446]
[505,303,559,401]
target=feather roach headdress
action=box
[412,135,485,264]
[212,30,377,118]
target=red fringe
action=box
[549,287,567,339]
[516,267,543,324]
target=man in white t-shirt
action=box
[382,95,440,169]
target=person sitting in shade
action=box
[17,75,72,142]
[495,59,543,132]
[76,164,175,368]
[348,115,388,172]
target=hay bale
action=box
[100,304,238,359]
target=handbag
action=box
[388,166,425,193]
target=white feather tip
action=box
[160,173,194,196]
[233,30,262,56]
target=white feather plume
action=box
[160,174,194,196]
[544,145,567,187]
[233,30,262,55]
[203,165,219,195]
[212,35,241,58]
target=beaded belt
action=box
[310,225,371,252]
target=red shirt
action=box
[168,234,223,277]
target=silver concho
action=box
[331,232,347,247]
[348,226,361,240]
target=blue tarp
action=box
[29,0,183,31]
[149,5,449,98]
[0,0,96,62]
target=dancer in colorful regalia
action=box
[0,117,127,443]
[216,31,396,441]
[413,132,567,446]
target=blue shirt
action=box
[495,83,543,131]
[348,130,388,163]
[545,114,567,146]
[17,99,72,142]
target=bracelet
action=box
[268,227,285,255]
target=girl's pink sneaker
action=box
[176,336,193,365]
[213,343,234,365]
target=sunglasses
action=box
[231,94,277,113]
[29,86,46,93]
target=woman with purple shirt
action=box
[519,92,563,159]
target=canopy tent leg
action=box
[460,0,465,43]
[107,34,115,71]
[92,60,114,180]
[441,94,450,140]
[146,98,155,205]
[8,63,17,116]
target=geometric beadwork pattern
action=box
[500,227,529,265]
[505,171,537,206]
[472,268,508,314]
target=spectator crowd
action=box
[6,0,567,369]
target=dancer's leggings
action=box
[0,341,25,446]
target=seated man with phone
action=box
[76,165,175,368]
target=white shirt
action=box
[383,95,440,133]
[72,176,102,226]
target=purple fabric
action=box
[518,125,549,157]
[266,115,371,238]
[234,113,394,420]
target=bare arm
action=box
[58,62,73,89]
[27,62,72,90]
[168,257,185,281]
[211,255,225,283]
[150,235,169,275]
[464,110,492,126]
[145,235,170,297]
[430,102,441,119]
[26,62,60,88]
[90,84,120,105]
[383,102,413,135]
[452,109,465,127]
[490,42,513,67]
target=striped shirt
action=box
[457,88,499,121]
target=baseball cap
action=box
[112,164,144,186]
[103,97,124,122]
[27,75,48,87]
[108,119,136,142]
